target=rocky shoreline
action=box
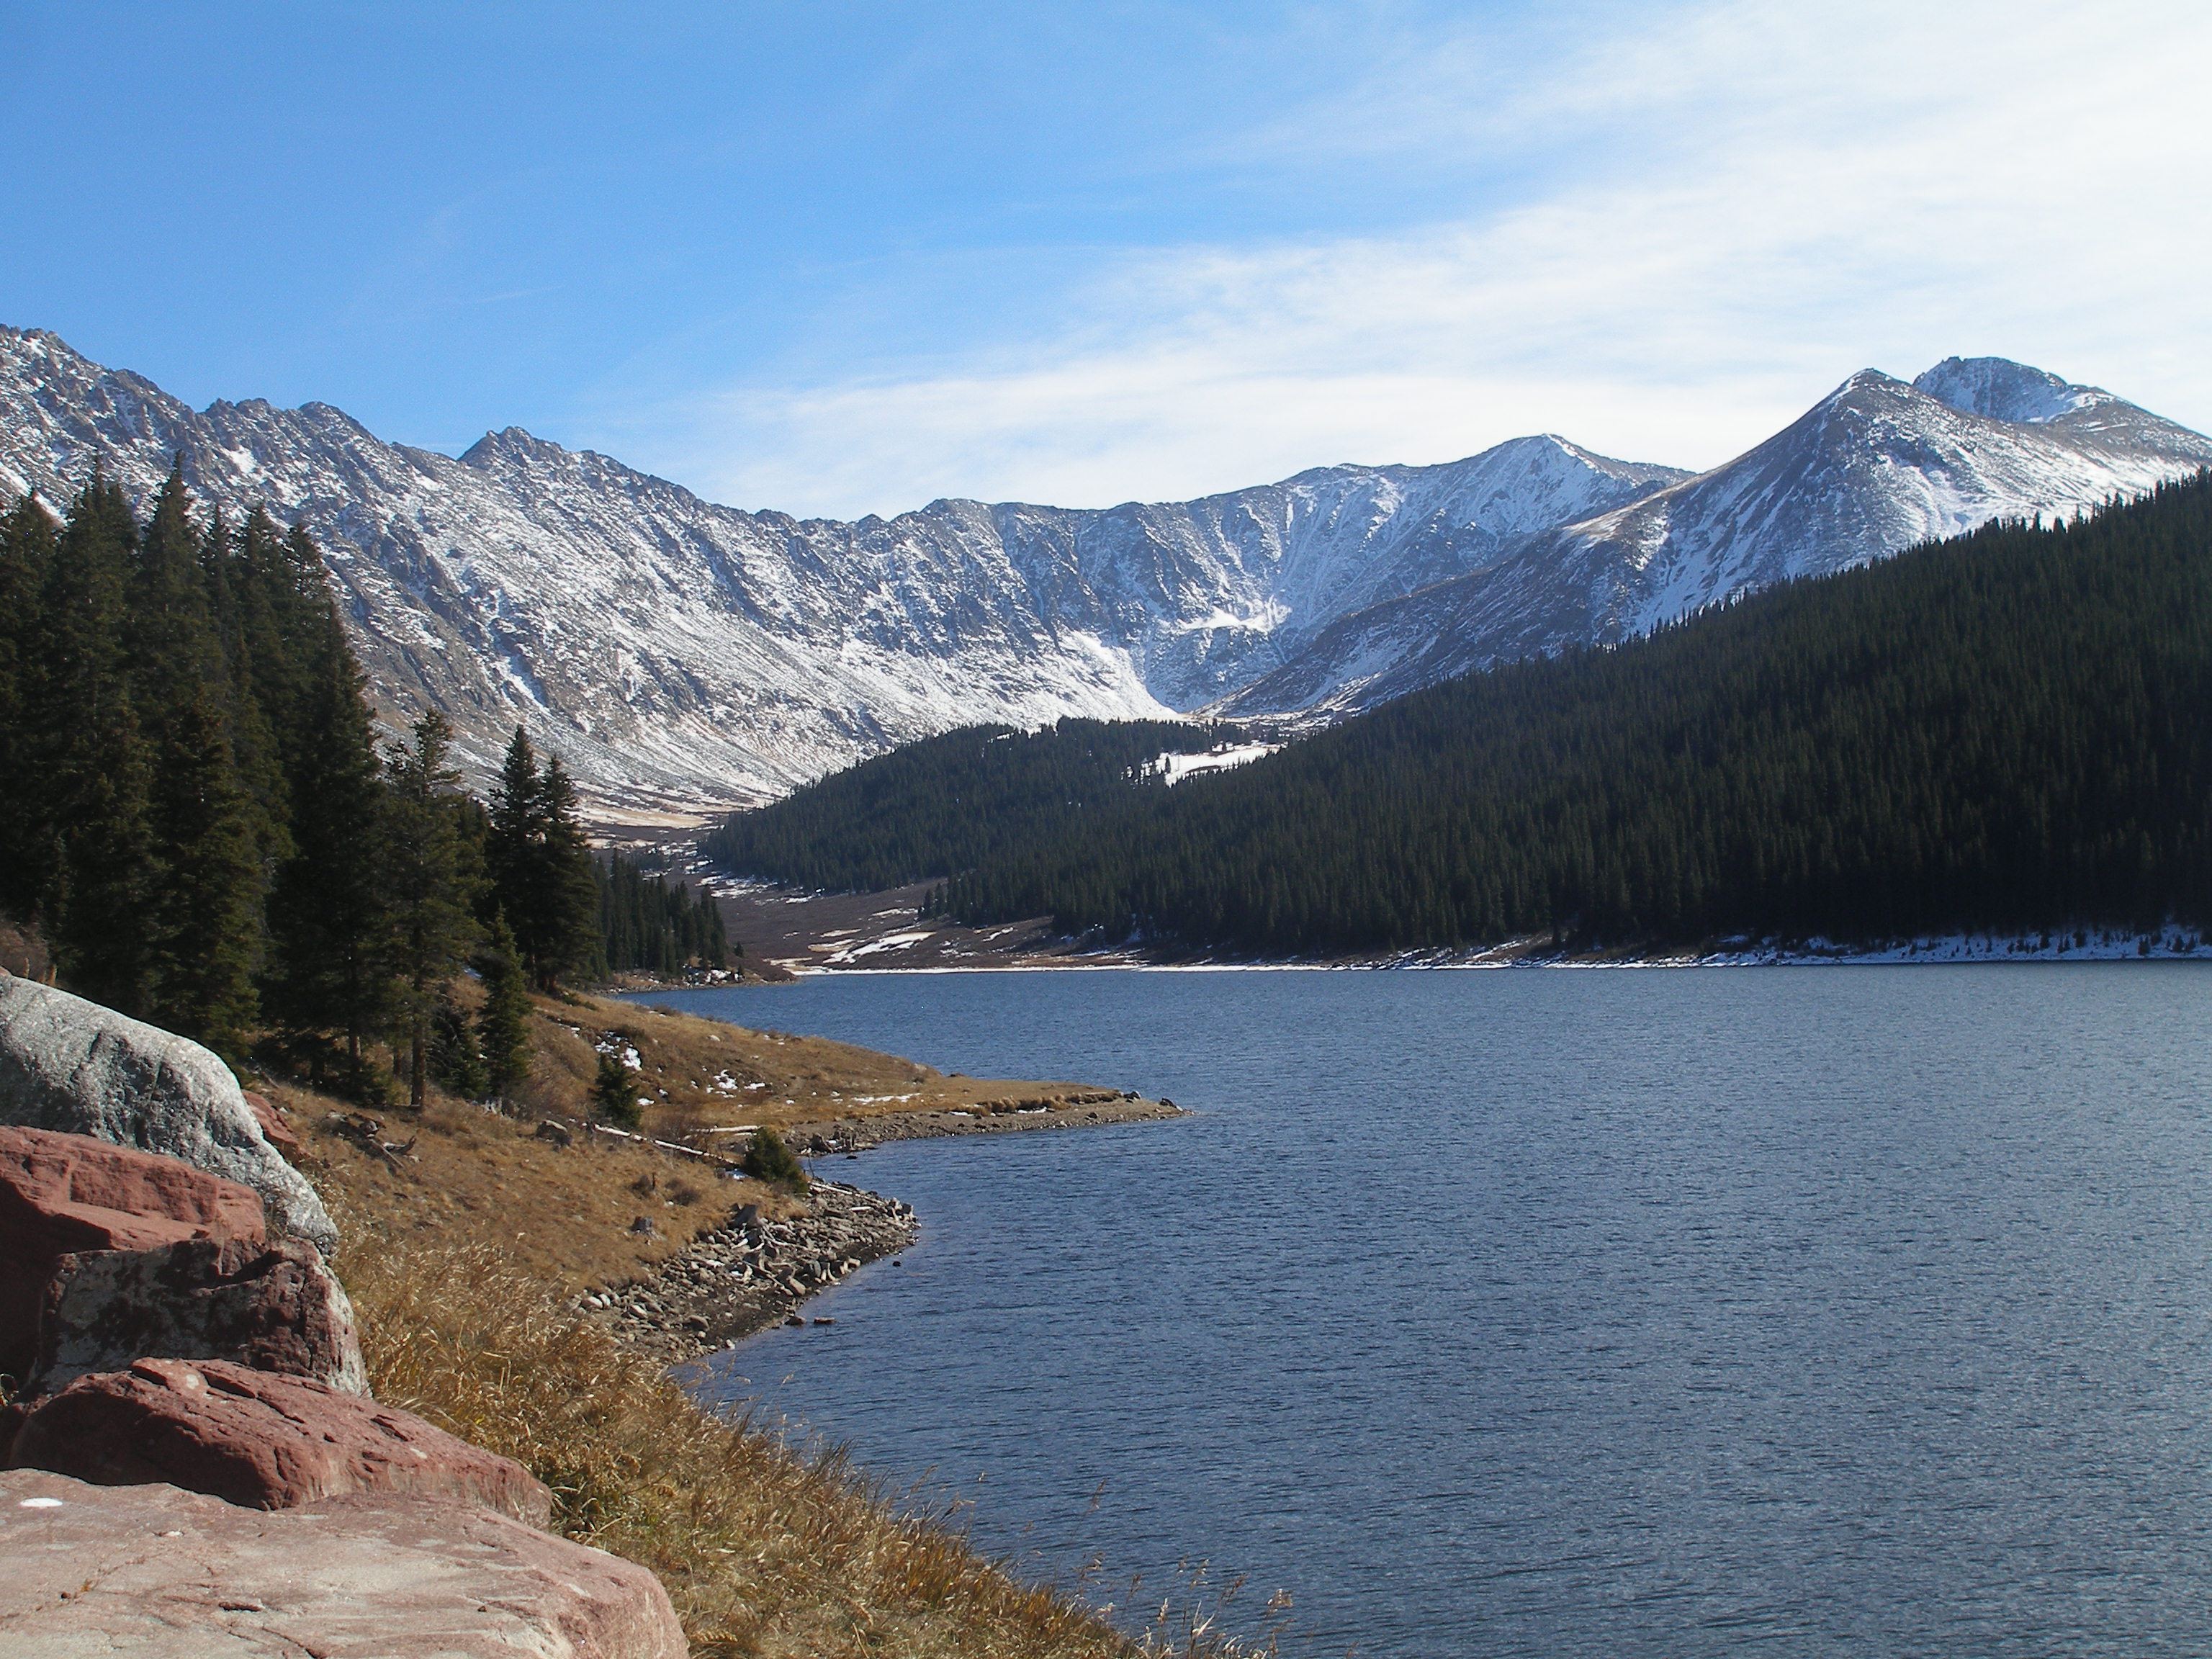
[778,1089,1183,1153]
[593,1095,1185,1363]
[588,1179,919,1363]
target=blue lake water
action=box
[650,966,2212,1656]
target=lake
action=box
[650,966,2212,1657]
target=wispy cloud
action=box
[600,0,2212,518]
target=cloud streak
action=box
[597,0,2212,519]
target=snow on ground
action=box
[1378,926,2210,969]
[1143,742,1283,785]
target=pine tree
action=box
[476,914,533,1105]
[428,988,489,1098]
[264,602,389,1090]
[528,755,598,989]
[591,1052,640,1127]
[595,850,733,976]
[145,679,263,1050]
[40,473,160,1012]
[0,496,57,924]
[742,1125,807,1193]
[485,727,598,990]
[235,508,318,764]
[130,461,220,688]
[118,466,268,1048]
[200,506,292,880]
[485,725,541,938]
[382,710,483,1107]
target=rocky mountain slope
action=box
[1217,359,2212,718]
[2,330,2203,819]
[0,328,1678,818]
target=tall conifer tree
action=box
[124,465,267,1046]
[476,914,532,1103]
[382,710,482,1107]
[529,755,598,989]
[0,496,57,923]
[264,603,389,1087]
[484,727,597,990]
[145,680,263,1048]
[42,473,158,1012]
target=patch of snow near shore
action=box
[791,925,2212,974]
[1382,927,2210,968]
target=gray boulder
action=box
[0,977,336,1252]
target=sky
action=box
[3,0,2208,520]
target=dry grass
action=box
[284,1002,1272,1659]
[547,993,1136,1138]
[272,986,1127,1300]
[286,1090,795,1300]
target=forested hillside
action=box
[700,717,1234,891]
[721,474,2212,956]
[595,850,730,977]
[0,469,729,1104]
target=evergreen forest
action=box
[595,850,731,978]
[714,473,2212,956]
[0,468,726,1104]
[699,716,1236,891]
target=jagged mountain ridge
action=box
[0,327,1681,816]
[1215,358,2212,719]
[2,329,2205,819]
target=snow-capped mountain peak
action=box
[3,331,2202,819]
[1912,356,2115,425]
[0,326,1684,818]
[1215,358,2212,721]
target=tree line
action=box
[0,467,729,1106]
[699,716,1236,891]
[715,472,2212,956]
[595,849,731,978]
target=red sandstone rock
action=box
[10,1358,552,1527]
[0,1126,265,1385]
[27,1235,367,1399]
[239,1090,302,1163]
[0,1467,687,1658]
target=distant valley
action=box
[2,327,2205,822]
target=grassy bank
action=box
[289,994,1260,1658]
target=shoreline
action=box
[589,1177,919,1363]
[752,929,2212,975]
[590,1094,1185,1363]
[702,873,2211,976]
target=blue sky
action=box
[4,1,2207,517]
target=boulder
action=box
[0,976,335,1251]
[0,1126,266,1385]
[238,1091,302,1163]
[0,1467,688,1658]
[27,1236,368,1399]
[10,1359,552,1527]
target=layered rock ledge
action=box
[0,1467,686,1658]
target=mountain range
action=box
[2,327,2205,820]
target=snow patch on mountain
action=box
[4,327,2203,821]
[0,328,1680,817]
